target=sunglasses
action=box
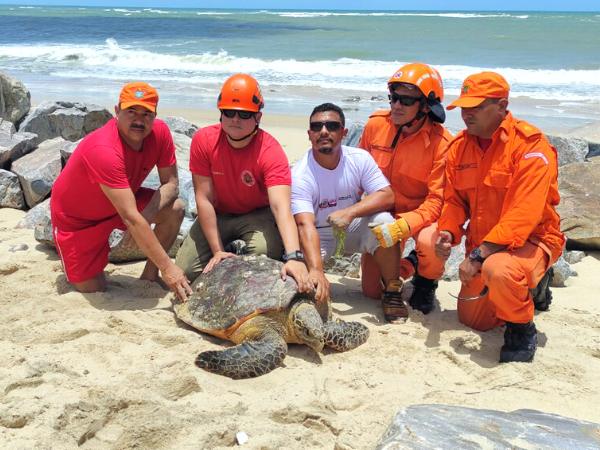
[221,109,255,120]
[389,93,423,106]
[309,121,343,132]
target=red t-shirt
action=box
[189,124,291,215]
[51,118,176,230]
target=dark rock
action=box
[11,137,64,208]
[370,95,386,101]
[60,139,82,165]
[162,116,199,139]
[547,134,588,167]
[343,96,361,103]
[15,198,50,229]
[343,120,366,148]
[0,69,31,124]
[0,169,26,209]
[557,159,600,249]
[587,141,600,159]
[323,253,361,278]
[375,404,600,450]
[0,118,38,168]
[18,101,111,144]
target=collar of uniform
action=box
[494,110,514,144]
[400,116,433,148]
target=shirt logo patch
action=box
[240,170,256,187]
[319,198,337,210]
[524,152,549,164]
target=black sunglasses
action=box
[221,109,255,120]
[309,121,343,132]
[388,93,423,106]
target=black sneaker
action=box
[500,321,538,363]
[409,274,438,315]
[530,267,553,311]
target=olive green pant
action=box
[175,207,284,283]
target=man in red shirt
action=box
[51,82,191,301]
[175,74,310,292]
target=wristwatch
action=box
[282,250,304,262]
[469,247,486,264]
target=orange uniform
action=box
[438,111,564,330]
[359,111,453,298]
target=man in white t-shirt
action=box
[291,103,407,324]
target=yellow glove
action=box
[372,218,411,248]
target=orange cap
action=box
[119,82,159,112]
[446,72,509,110]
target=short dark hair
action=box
[309,103,345,127]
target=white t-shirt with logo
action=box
[291,145,390,228]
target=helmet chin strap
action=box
[222,117,260,142]
[390,107,427,149]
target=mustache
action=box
[131,124,146,130]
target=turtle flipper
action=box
[324,318,369,352]
[196,331,288,379]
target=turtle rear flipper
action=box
[196,330,288,379]
[324,319,369,352]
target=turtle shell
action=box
[173,256,302,339]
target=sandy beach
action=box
[2,104,600,449]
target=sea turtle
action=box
[172,255,370,379]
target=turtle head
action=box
[291,302,325,352]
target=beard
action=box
[318,146,333,154]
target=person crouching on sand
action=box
[50,82,192,301]
[435,72,564,363]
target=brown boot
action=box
[381,279,408,324]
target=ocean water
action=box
[1,6,600,132]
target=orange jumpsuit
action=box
[438,112,564,331]
[359,111,453,299]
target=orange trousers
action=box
[361,223,445,299]
[457,241,551,331]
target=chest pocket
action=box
[398,163,430,182]
[483,170,511,189]
[453,168,477,191]
[370,147,393,174]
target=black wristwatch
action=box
[469,247,486,264]
[282,250,304,262]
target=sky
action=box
[0,1,598,12]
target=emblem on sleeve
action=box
[524,152,549,164]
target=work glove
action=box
[371,218,410,248]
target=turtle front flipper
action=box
[196,329,288,379]
[324,318,370,352]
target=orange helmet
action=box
[388,63,445,123]
[217,74,264,112]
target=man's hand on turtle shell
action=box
[162,264,192,302]
[281,260,312,293]
[309,269,330,303]
[203,251,237,274]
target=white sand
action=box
[1,112,600,449]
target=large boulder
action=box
[0,119,38,168]
[18,101,112,144]
[0,70,31,124]
[375,404,600,449]
[11,137,64,208]
[547,134,589,166]
[0,169,26,209]
[162,116,198,139]
[557,159,600,250]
